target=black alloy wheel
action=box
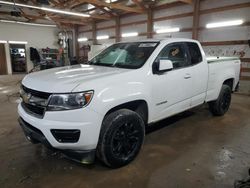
[97,109,145,168]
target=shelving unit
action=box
[40,48,59,61]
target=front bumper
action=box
[19,117,95,163]
[18,103,103,162]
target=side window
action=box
[186,42,202,65]
[156,43,189,69]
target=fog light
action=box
[51,129,80,143]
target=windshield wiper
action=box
[89,61,135,69]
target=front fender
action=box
[88,81,152,120]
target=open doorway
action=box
[9,44,27,73]
[0,43,7,75]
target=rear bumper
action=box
[18,117,95,163]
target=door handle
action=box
[184,74,191,79]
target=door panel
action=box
[9,44,27,73]
[190,62,208,107]
[184,42,208,107]
[151,42,193,122]
[152,68,193,121]
[0,44,7,75]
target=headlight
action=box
[47,91,94,111]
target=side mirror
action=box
[159,59,173,72]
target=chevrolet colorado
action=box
[18,38,241,168]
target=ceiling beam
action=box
[147,8,153,38]
[49,0,63,7]
[0,10,45,20]
[52,17,87,25]
[92,21,97,45]
[72,0,144,13]
[192,0,200,39]
[90,3,118,17]
[115,16,120,42]
[32,0,95,24]
[4,0,110,20]
[19,9,33,21]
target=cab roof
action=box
[116,38,199,44]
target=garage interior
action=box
[0,0,250,187]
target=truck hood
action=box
[22,64,130,93]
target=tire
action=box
[97,109,145,168]
[208,84,232,116]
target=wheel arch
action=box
[104,100,149,125]
[223,78,234,91]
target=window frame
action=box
[152,42,191,74]
[89,42,160,69]
[184,42,203,66]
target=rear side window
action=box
[186,42,202,65]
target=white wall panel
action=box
[200,8,250,27]
[79,25,91,32]
[121,14,146,24]
[154,17,193,30]
[120,35,146,42]
[97,29,115,37]
[0,22,58,73]
[97,20,115,28]
[121,23,147,33]
[96,39,115,46]
[200,26,250,41]
[154,31,192,39]
[79,31,92,39]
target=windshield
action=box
[88,42,159,69]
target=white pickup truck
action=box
[18,38,241,168]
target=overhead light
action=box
[0,1,90,17]
[9,41,28,44]
[0,0,13,5]
[206,19,243,29]
[0,19,56,27]
[0,19,16,23]
[97,35,109,40]
[104,7,110,11]
[41,7,90,17]
[122,32,138,38]
[16,21,56,27]
[105,0,118,3]
[0,40,7,43]
[87,4,95,10]
[78,37,88,42]
[156,27,180,34]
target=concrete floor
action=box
[0,75,250,188]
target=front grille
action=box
[21,102,46,118]
[21,85,51,118]
[22,85,51,99]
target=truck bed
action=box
[206,56,241,102]
[207,56,240,64]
